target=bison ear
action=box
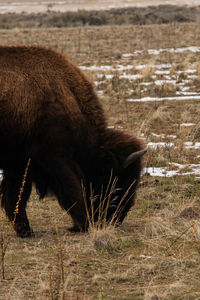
[122,149,147,169]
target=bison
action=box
[0,45,146,237]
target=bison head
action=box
[83,128,146,228]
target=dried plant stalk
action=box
[13,158,31,226]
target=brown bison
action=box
[0,45,146,237]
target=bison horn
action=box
[123,149,147,169]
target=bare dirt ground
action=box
[0,0,199,14]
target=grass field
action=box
[1,22,200,299]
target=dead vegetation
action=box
[1,21,200,299]
[1,5,200,29]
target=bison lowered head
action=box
[81,129,146,231]
[0,45,146,237]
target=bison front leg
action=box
[39,156,89,232]
[55,166,89,232]
[0,169,33,237]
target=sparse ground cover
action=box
[1,22,200,299]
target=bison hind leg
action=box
[1,168,33,238]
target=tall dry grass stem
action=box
[0,232,9,279]
[12,158,31,227]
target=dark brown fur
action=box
[0,45,144,237]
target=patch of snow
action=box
[177,69,196,74]
[97,73,142,80]
[122,53,134,58]
[180,86,190,91]
[184,141,193,146]
[148,49,161,55]
[80,64,133,71]
[187,75,198,79]
[97,90,104,95]
[143,162,200,177]
[180,123,195,126]
[176,91,200,96]
[154,79,177,85]
[127,95,200,102]
[135,64,146,70]
[96,74,113,80]
[139,254,152,259]
[151,133,177,139]
[147,142,174,149]
[151,133,165,138]
[135,63,172,70]
[123,46,200,58]
[185,142,200,149]
[154,70,170,75]
[143,167,178,177]
[156,64,172,69]
[148,46,200,55]
[122,50,143,57]
[163,75,172,80]
[140,82,153,86]
[120,74,142,80]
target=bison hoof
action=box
[68,225,88,233]
[68,225,82,232]
[17,229,35,238]
[14,223,35,238]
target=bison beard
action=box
[0,45,145,237]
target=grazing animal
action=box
[0,45,146,237]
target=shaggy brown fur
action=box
[0,45,144,237]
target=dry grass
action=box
[1,22,200,299]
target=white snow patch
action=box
[80,64,133,71]
[184,142,193,146]
[176,91,200,96]
[140,82,153,86]
[143,167,178,177]
[177,69,196,74]
[154,79,177,85]
[180,123,195,126]
[97,90,104,96]
[151,133,177,139]
[185,142,200,149]
[120,74,142,80]
[187,75,198,79]
[139,254,152,259]
[123,46,200,58]
[143,162,200,177]
[154,70,171,75]
[148,46,200,55]
[135,64,146,70]
[155,64,172,69]
[147,142,174,149]
[127,95,200,102]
